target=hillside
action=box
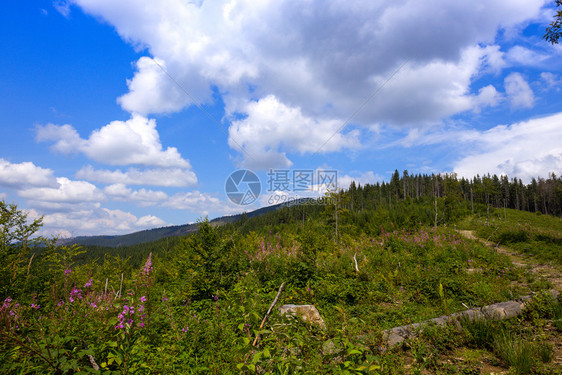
[59,198,313,248]
[1,172,561,374]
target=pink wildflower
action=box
[141,253,153,276]
[69,287,83,302]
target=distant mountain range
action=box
[59,198,313,248]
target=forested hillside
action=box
[1,171,561,374]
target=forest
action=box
[1,170,561,374]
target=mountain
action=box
[60,198,314,248]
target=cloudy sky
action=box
[1,0,561,237]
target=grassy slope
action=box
[460,208,562,265]
[2,203,561,374]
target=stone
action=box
[381,289,559,349]
[279,304,326,329]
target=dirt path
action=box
[458,230,562,371]
[457,230,562,292]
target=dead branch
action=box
[253,282,285,347]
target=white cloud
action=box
[473,85,503,113]
[454,112,562,182]
[36,114,194,169]
[76,165,197,187]
[228,95,361,169]
[540,72,562,91]
[104,184,168,206]
[0,159,58,188]
[164,190,244,217]
[35,124,83,154]
[136,214,166,228]
[0,192,7,200]
[505,46,549,66]
[504,73,535,109]
[338,171,383,190]
[18,177,105,203]
[38,207,167,237]
[53,0,71,17]
[118,57,194,115]
[70,0,546,162]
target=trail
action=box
[458,229,562,371]
[457,230,562,292]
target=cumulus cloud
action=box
[504,73,535,109]
[164,190,244,217]
[454,112,562,182]
[69,0,546,163]
[505,46,549,66]
[104,184,168,206]
[0,159,58,188]
[18,177,105,203]
[38,207,167,237]
[36,114,193,168]
[229,95,361,169]
[473,85,503,112]
[118,57,194,115]
[76,165,197,187]
[35,124,83,154]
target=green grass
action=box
[461,208,562,265]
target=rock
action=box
[381,289,559,349]
[279,304,326,329]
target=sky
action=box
[1,0,561,237]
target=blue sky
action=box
[1,0,561,237]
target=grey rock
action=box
[381,289,559,349]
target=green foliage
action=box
[469,208,562,264]
[0,201,45,299]
[544,0,562,44]
[492,329,535,374]
[1,178,561,373]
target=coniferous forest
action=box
[1,170,561,374]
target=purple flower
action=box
[213,295,219,301]
[84,278,93,288]
[140,295,146,303]
[141,253,153,276]
[64,269,72,276]
[181,326,189,332]
[31,303,40,310]
[1,297,12,311]
[69,287,83,302]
